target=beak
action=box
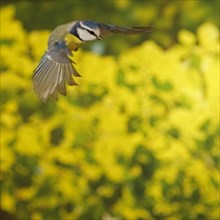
[98,36,103,40]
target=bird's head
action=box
[70,20,103,42]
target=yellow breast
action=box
[64,33,82,51]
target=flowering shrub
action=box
[1,5,219,220]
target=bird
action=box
[32,20,155,102]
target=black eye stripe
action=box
[81,27,97,37]
[88,30,96,36]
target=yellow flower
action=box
[15,125,44,155]
[29,31,50,59]
[178,29,196,46]
[197,23,219,51]
[1,192,15,212]
[15,187,36,201]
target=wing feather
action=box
[64,63,78,86]
[57,64,67,96]
[69,61,81,77]
[96,22,156,36]
[43,62,60,100]
[33,55,55,92]
[32,42,78,102]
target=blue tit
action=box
[32,20,155,102]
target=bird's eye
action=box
[88,30,97,37]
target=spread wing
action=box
[96,22,156,37]
[32,42,80,102]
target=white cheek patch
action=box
[77,28,97,41]
[80,21,101,37]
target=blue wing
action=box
[82,20,156,37]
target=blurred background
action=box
[0,0,219,220]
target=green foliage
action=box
[1,5,219,220]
